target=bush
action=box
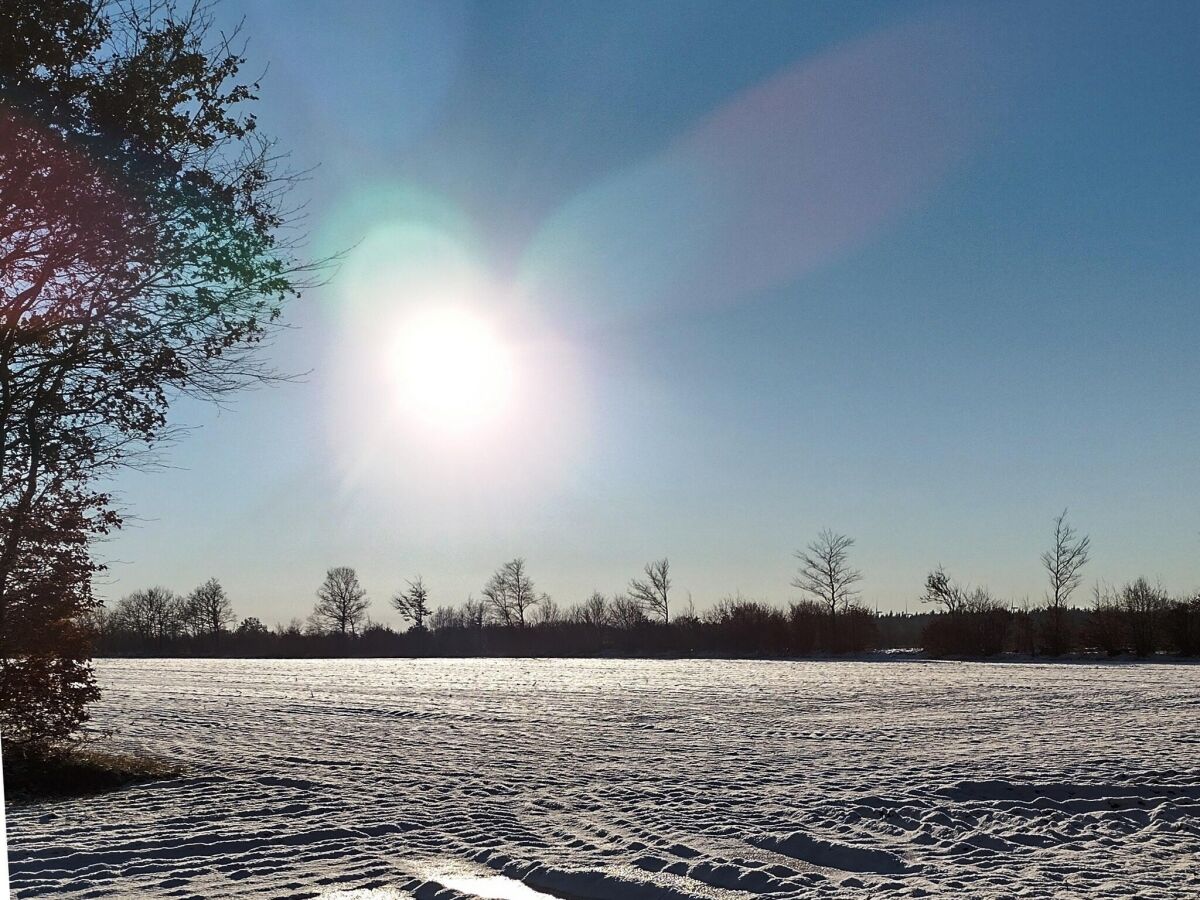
[1121,578,1168,657]
[1082,585,1125,656]
[703,597,790,655]
[4,743,183,802]
[920,590,1009,657]
[1037,605,1074,656]
[836,604,881,653]
[1164,595,1200,656]
[787,600,826,654]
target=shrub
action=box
[1164,595,1200,657]
[1121,578,1168,657]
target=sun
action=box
[393,308,515,433]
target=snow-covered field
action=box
[6,658,1200,899]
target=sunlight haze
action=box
[95,0,1200,626]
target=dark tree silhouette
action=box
[921,565,966,614]
[609,593,648,629]
[1040,509,1090,655]
[188,577,234,637]
[1121,577,1166,657]
[232,619,268,643]
[629,558,671,623]
[462,596,486,630]
[0,495,102,748]
[81,568,1200,661]
[1086,582,1125,656]
[115,587,178,647]
[391,575,430,631]
[236,616,268,637]
[482,558,541,627]
[531,596,564,625]
[0,1,312,750]
[573,591,611,627]
[792,530,862,620]
[312,567,370,636]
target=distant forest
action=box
[91,527,1200,661]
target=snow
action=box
[6,658,1200,898]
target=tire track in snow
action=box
[6,658,1200,899]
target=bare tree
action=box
[391,575,430,631]
[679,591,697,622]
[793,530,862,619]
[572,591,611,627]
[921,565,966,614]
[278,618,306,638]
[482,558,541,627]
[1086,581,1124,656]
[312,567,370,636]
[236,617,269,637]
[428,606,462,630]
[168,594,200,639]
[609,593,648,629]
[1042,509,1090,609]
[481,574,509,626]
[1040,509,1090,655]
[116,587,178,646]
[629,558,671,623]
[188,577,235,636]
[531,597,563,626]
[1121,577,1167,657]
[462,595,486,630]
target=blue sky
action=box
[100,0,1200,625]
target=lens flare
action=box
[392,307,515,434]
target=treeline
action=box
[88,589,1200,660]
[90,519,1200,659]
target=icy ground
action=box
[6,658,1200,898]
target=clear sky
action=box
[98,0,1200,627]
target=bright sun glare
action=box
[393,308,515,434]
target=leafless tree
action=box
[428,606,462,630]
[609,593,648,629]
[1121,577,1167,657]
[531,597,563,626]
[312,566,370,636]
[921,565,966,614]
[481,575,508,625]
[188,577,234,636]
[572,591,611,627]
[278,618,306,638]
[963,586,1006,615]
[1040,509,1090,654]
[461,595,486,630]
[236,617,269,636]
[170,593,203,639]
[482,558,542,627]
[679,591,697,622]
[1085,581,1125,656]
[629,558,671,623]
[391,575,430,631]
[1042,509,1090,609]
[116,587,178,645]
[793,530,862,619]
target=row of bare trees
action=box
[916,509,1093,655]
[92,558,675,645]
[90,515,1200,658]
[914,510,1200,657]
[90,579,235,649]
[303,558,673,636]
